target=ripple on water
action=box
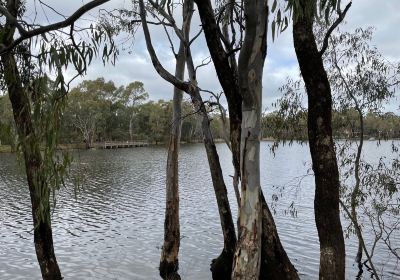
[0,142,399,279]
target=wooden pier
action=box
[101,141,149,149]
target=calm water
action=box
[0,142,399,279]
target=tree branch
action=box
[319,1,352,56]
[0,0,110,55]
[138,0,190,93]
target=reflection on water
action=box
[0,142,398,279]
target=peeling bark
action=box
[194,0,298,278]
[231,1,269,279]
[292,2,346,279]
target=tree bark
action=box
[231,1,268,279]
[190,89,237,279]
[138,0,237,277]
[259,193,299,279]
[1,51,62,280]
[292,3,346,279]
[159,32,187,280]
[193,0,242,192]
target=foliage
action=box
[0,94,17,149]
[55,78,224,145]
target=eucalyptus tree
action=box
[117,81,149,141]
[137,0,237,278]
[0,0,114,278]
[65,78,117,148]
[194,0,299,278]
[270,0,353,278]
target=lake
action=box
[0,141,399,279]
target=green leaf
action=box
[272,20,276,41]
[272,0,278,12]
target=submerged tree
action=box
[0,0,114,278]
[195,0,299,278]
[159,1,192,278]
[286,0,352,278]
[136,0,237,278]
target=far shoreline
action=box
[1,137,399,154]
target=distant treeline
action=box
[1,78,399,150]
[0,78,225,149]
[262,109,400,140]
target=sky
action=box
[22,0,400,112]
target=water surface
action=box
[0,142,398,279]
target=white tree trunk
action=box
[232,0,268,279]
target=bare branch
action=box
[189,27,203,46]
[38,0,67,19]
[194,56,211,74]
[161,20,177,57]
[138,0,190,93]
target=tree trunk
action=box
[231,1,268,279]
[129,114,134,142]
[292,3,346,279]
[159,35,186,280]
[259,193,299,279]
[189,88,237,280]
[194,1,298,278]
[1,52,62,280]
[186,42,237,280]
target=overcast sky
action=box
[29,0,400,112]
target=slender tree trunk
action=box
[1,52,62,280]
[293,3,346,279]
[191,90,237,279]
[186,42,237,280]
[221,0,242,210]
[332,51,364,268]
[85,136,91,149]
[231,1,268,279]
[129,114,134,141]
[159,35,186,280]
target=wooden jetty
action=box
[101,141,149,149]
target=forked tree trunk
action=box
[1,52,62,280]
[159,35,187,280]
[194,0,298,278]
[231,1,268,278]
[292,3,346,279]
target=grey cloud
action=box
[52,0,399,112]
